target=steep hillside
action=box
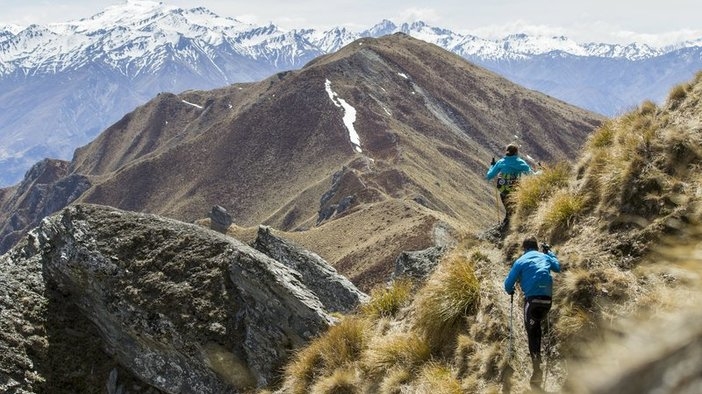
[274,72,702,393]
[0,34,603,289]
[507,70,702,392]
[2,1,698,187]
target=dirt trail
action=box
[473,243,567,394]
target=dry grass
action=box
[319,317,371,368]
[512,162,571,221]
[527,74,702,367]
[454,335,477,378]
[413,362,463,394]
[363,332,432,376]
[638,100,658,116]
[361,278,414,319]
[285,345,324,394]
[539,189,586,236]
[283,317,370,393]
[555,302,590,331]
[378,368,413,394]
[586,120,616,150]
[413,252,480,350]
[278,73,702,394]
[667,82,690,106]
[309,368,359,394]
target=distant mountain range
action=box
[0,34,603,271]
[0,0,700,187]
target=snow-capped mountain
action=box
[0,0,700,187]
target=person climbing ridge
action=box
[486,143,534,232]
[504,236,560,391]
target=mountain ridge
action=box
[2,8,698,77]
[0,0,699,186]
[0,34,604,289]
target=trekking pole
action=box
[543,313,550,388]
[508,293,514,360]
[495,187,501,225]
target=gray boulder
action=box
[0,204,337,392]
[253,226,369,313]
[392,246,446,281]
[209,205,232,233]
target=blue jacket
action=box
[504,250,560,298]
[486,155,534,181]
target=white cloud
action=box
[464,20,569,40]
[612,29,702,47]
[0,0,700,47]
[395,7,441,24]
[464,19,702,47]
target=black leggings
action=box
[524,296,552,361]
[500,191,513,218]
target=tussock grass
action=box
[553,304,592,350]
[573,100,674,219]
[587,120,616,149]
[512,162,571,221]
[638,100,658,116]
[413,252,480,350]
[667,83,689,106]
[475,343,505,381]
[361,278,413,319]
[454,335,477,378]
[283,317,370,393]
[414,362,463,394]
[318,317,371,368]
[285,345,324,394]
[363,332,431,376]
[309,368,359,394]
[378,368,412,394]
[559,267,634,309]
[470,250,491,264]
[541,189,586,234]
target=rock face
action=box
[0,158,91,254]
[253,226,369,313]
[392,246,446,281]
[210,205,233,233]
[0,204,364,392]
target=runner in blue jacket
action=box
[504,236,560,390]
[486,144,534,231]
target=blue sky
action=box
[0,0,700,46]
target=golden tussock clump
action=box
[413,362,463,394]
[362,332,432,377]
[378,367,412,394]
[512,161,571,222]
[283,316,370,393]
[360,278,414,319]
[412,251,481,351]
[308,368,360,394]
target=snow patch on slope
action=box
[325,79,362,153]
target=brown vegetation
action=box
[275,73,702,393]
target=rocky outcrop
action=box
[210,205,233,233]
[253,226,369,313]
[0,158,91,254]
[392,246,446,281]
[0,204,360,393]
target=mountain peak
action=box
[0,1,698,188]
[364,19,397,37]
